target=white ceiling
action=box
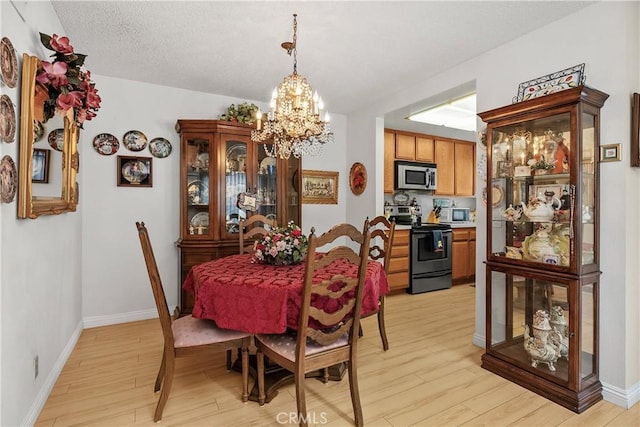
[51,1,595,117]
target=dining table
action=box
[182,252,389,403]
[182,253,389,334]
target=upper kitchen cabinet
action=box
[174,119,301,315]
[478,86,608,413]
[384,129,474,194]
[434,138,475,196]
[394,131,435,162]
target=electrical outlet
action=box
[34,355,39,379]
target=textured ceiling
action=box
[51,1,594,115]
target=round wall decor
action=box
[349,162,367,195]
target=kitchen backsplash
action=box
[384,192,477,213]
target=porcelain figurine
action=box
[521,196,557,222]
[522,224,570,266]
[505,246,523,259]
[523,310,561,371]
[550,305,569,359]
[500,204,523,221]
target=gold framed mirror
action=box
[18,54,79,219]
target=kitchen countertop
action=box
[393,222,476,231]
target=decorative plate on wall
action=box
[93,133,119,155]
[33,120,45,143]
[0,37,18,88]
[349,162,367,195]
[122,159,149,183]
[0,155,17,203]
[47,128,64,151]
[148,137,172,158]
[0,94,16,142]
[123,130,148,151]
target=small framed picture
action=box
[600,143,621,162]
[117,155,152,187]
[32,148,50,183]
[301,170,339,204]
[496,161,513,178]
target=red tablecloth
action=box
[182,253,389,334]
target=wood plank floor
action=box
[36,284,638,426]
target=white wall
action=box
[1,2,84,426]
[349,1,639,408]
[80,77,348,325]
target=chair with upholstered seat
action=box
[255,219,371,427]
[360,215,395,350]
[239,214,277,254]
[136,221,251,422]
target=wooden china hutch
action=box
[478,86,608,413]
[175,120,301,316]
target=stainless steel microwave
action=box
[394,161,437,191]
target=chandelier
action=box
[251,14,333,159]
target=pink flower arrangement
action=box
[252,221,308,265]
[36,33,101,128]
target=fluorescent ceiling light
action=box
[408,93,477,132]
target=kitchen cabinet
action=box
[455,142,475,196]
[478,86,608,412]
[434,139,475,196]
[434,139,455,194]
[394,132,434,162]
[175,120,301,316]
[383,129,471,194]
[452,227,476,284]
[387,228,410,291]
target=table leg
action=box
[231,349,347,403]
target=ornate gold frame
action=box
[301,170,338,204]
[18,54,79,219]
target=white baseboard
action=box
[83,308,160,329]
[21,321,83,427]
[472,332,485,348]
[602,380,640,409]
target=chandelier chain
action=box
[292,14,297,74]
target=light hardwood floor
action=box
[36,284,638,426]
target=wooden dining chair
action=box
[360,215,395,351]
[238,214,277,254]
[255,219,371,427]
[136,221,251,422]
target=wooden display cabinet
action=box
[175,120,301,316]
[478,86,608,413]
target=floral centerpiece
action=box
[36,33,101,128]
[528,157,556,174]
[253,221,308,265]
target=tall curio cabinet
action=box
[478,86,608,413]
[175,120,301,315]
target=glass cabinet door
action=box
[581,113,596,267]
[488,268,572,386]
[487,267,598,389]
[224,138,248,236]
[185,136,211,237]
[489,111,574,270]
[256,143,277,222]
[285,156,300,226]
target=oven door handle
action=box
[413,271,452,279]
